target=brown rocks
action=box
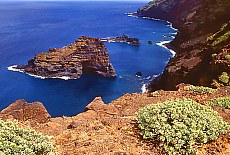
[85,97,107,111]
[0,99,50,124]
[14,36,116,79]
[1,87,230,154]
[85,97,119,115]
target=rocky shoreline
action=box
[9,36,116,80]
[136,0,230,91]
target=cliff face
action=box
[137,0,230,90]
[15,36,116,79]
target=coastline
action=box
[126,12,177,57]
[156,40,176,56]
[7,65,74,80]
[126,12,178,93]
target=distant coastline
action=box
[126,12,177,57]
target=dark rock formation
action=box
[0,99,50,124]
[148,40,153,44]
[100,34,141,46]
[136,72,142,77]
[136,0,230,91]
[14,36,116,79]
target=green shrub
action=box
[184,85,216,94]
[211,30,230,46]
[225,54,230,61]
[211,80,223,88]
[208,96,230,109]
[212,53,217,57]
[219,72,229,84]
[0,119,55,154]
[137,98,229,155]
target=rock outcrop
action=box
[100,34,141,46]
[1,86,229,154]
[136,0,230,91]
[0,99,50,124]
[13,36,116,79]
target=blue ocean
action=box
[0,1,176,117]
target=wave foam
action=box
[127,14,178,32]
[7,65,75,80]
[156,40,176,56]
[7,65,24,73]
[141,84,147,93]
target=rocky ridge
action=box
[0,85,229,154]
[136,0,230,91]
[13,36,116,79]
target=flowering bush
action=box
[184,85,216,94]
[137,98,229,155]
[208,96,230,109]
[0,119,55,154]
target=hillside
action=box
[137,0,230,91]
[0,85,229,154]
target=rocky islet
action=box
[100,34,141,46]
[12,36,116,79]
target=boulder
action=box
[0,99,50,124]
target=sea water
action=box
[0,1,176,117]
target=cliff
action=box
[13,36,116,79]
[136,0,230,91]
[1,85,229,154]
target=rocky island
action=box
[100,34,141,46]
[10,36,116,79]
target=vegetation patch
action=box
[225,54,230,61]
[184,85,216,94]
[208,96,230,109]
[207,21,230,47]
[219,72,229,84]
[0,119,55,154]
[211,30,230,46]
[137,98,229,155]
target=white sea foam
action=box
[8,65,46,79]
[127,14,138,18]
[7,65,23,73]
[7,65,76,80]
[126,14,178,55]
[141,84,147,93]
[127,14,178,33]
[156,41,176,56]
[145,76,151,80]
[58,76,70,80]
[166,23,178,31]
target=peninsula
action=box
[10,36,116,79]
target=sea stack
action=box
[13,36,116,79]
